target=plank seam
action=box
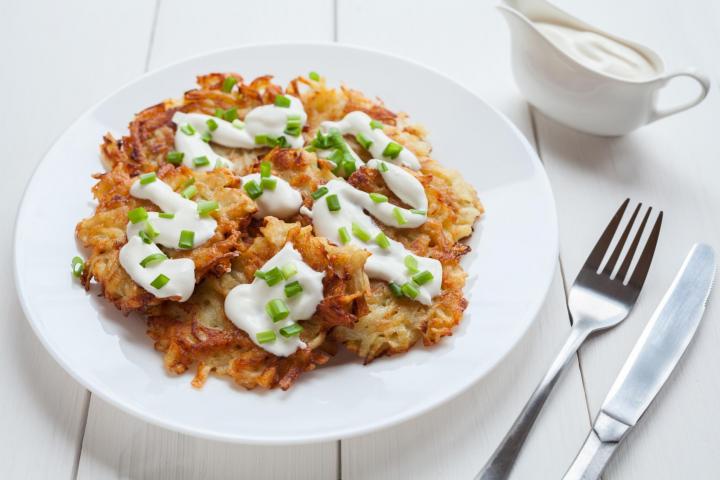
[71,391,92,480]
[144,0,162,72]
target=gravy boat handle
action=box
[649,68,711,123]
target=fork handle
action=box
[476,325,591,480]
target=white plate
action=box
[14,44,557,444]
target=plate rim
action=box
[13,42,558,444]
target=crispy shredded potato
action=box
[76,71,484,388]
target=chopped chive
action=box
[193,156,210,167]
[181,184,197,199]
[197,200,219,217]
[159,212,175,219]
[355,133,373,150]
[351,222,371,242]
[279,322,303,337]
[328,148,345,167]
[222,76,237,93]
[280,263,297,279]
[382,141,403,159]
[378,161,389,173]
[338,226,351,244]
[311,186,328,200]
[223,107,238,122]
[411,209,427,216]
[243,179,263,200]
[201,131,212,143]
[369,192,388,203]
[150,274,170,289]
[284,281,303,298]
[404,255,419,273]
[275,136,288,148]
[139,253,167,268]
[139,172,157,185]
[255,134,269,145]
[231,118,244,129]
[370,119,383,130]
[310,131,332,149]
[180,124,196,136]
[343,159,357,176]
[260,161,272,178]
[206,118,218,131]
[284,125,301,137]
[266,298,290,322]
[388,282,403,297]
[285,114,302,137]
[254,270,267,280]
[256,330,276,344]
[401,282,420,299]
[128,207,148,224]
[263,267,284,287]
[375,232,390,249]
[214,108,225,118]
[143,221,159,241]
[393,207,407,225]
[412,270,434,286]
[178,230,195,249]
[274,94,291,108]
[71,256,84,277]
[182,177,196,188]
[326,194,340,212]
[166,151,184,165]
[261,177,277,191]
[309,71,320,81]
[138,230,153,244]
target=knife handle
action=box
[563,412,631,480]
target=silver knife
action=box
[563,243,715,480]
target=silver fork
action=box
[476,199,663,480]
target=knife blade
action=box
[563,243,715,480]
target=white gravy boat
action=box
[498,0,710,136]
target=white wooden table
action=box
[4,0,719,478]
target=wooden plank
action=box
[337,1,591,478]
[0,0,156,478]
[534,0,720,477]
[76,1,338,478]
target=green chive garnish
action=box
[159,212,175,219]
[326,194,340,211]
[309,71,320,81]
[404,255,419,273]
[182,177,195,187]
[178,230,195,249]
[279,322,303,337]
[285,114,302,137]
[412,270,434,286]
[224,107,238,122]
[166,151,184,165]
[369,192,388,203]
[243,179,263,200]
[139,253,167,268]
[197,200,219,217]
[71,256,84,277]
[222,76,237,93]
[206,118,218,132]
[401,282,420,299]
[256,330,276,344]
[180,124,196,136]
[311,186,328,200]
[383,142,403,159]
[260,161,272,178]
[254,270,267,281]
[370,119,383,130]
[375,232,390,249]
[263,267,284,287]
[181,184,197,199]
[128,207,148,224]
[261,177,277,191]
[352,222,371,242]
[393,207,407,225]
[280,263,297,279]
[139,172,157,185]
[150,274,170,289]
[378,161,389,173]
[343,159,357,176]
[214,108,225,118]
[284,281,303,298]
[138,231,153,244]
[232,119,244,129]
[338,226,351,244]
[388,282,403,297]
[356,133,373,150]
[255,134,269,145]
[143,221,159,241]
[201,131,212,143]
[266,298,290,322]
[411,209,426,216]
[193,156,210,167]
[274,95,291,108]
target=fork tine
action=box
[602,203,642,276]
[616,207,652,281]
[583,198,630,272]
[627,211,663,289]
